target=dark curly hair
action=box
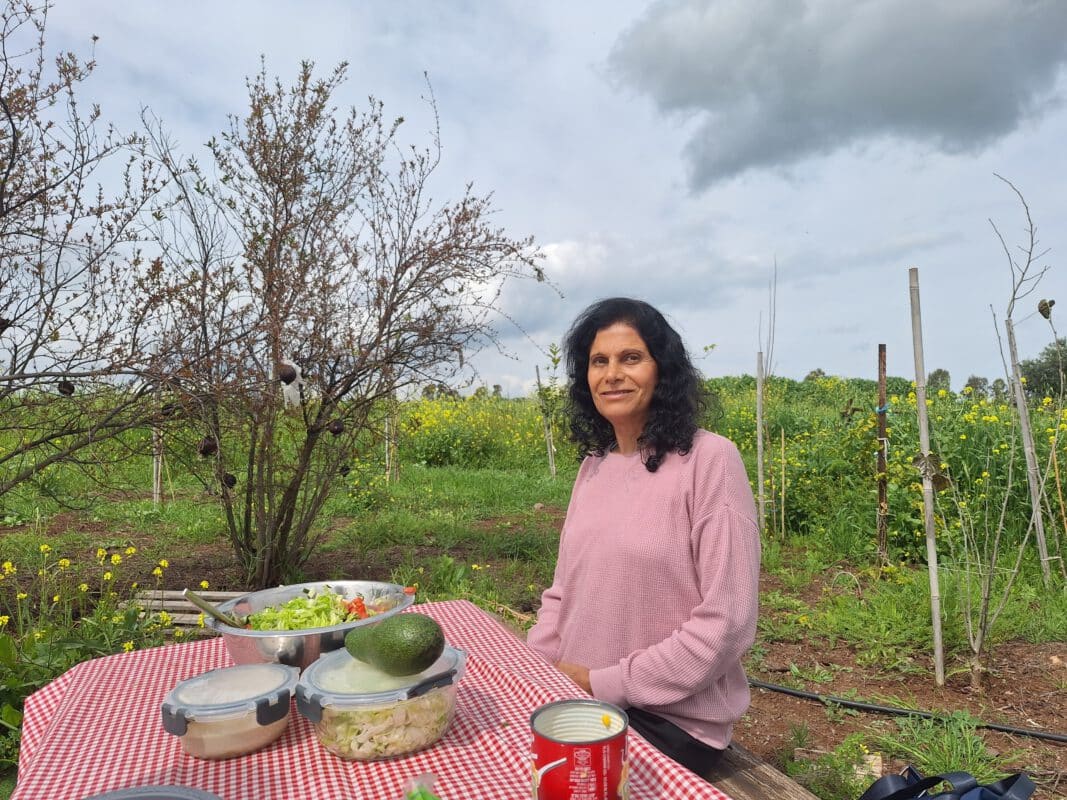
[563,297,704,472]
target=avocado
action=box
[344,613,446,676]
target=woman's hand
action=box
[554,661,592,693]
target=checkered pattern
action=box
[14,600,731,800]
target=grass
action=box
[2,457,1064,799]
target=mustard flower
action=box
[122,641,134,653]
[39,543,51,554]
[17,591,28,600]
[0,615,8,628]
[199,580,209,590]
[158,610,171,625]
[96,547,107,560]
[78,583,89,593]
[152,567,163,578]
[197,613,206,628]
[111,553,122,566]
[58,558,70,569]
[52,594,60,603]
[125,546,137,555]
[937,389,947,398]
[158,559,169,569]
[103,571,113,581]
[962,386,973,395]
[2,561,14,575]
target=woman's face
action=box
[587,322,658,438]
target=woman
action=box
[527,297,761,779]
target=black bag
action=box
[858,766,1035,800]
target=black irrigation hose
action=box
[748,678,1067,744]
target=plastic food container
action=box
[83,788,222,800]
[296,645,466,760]
[161,663,300,759]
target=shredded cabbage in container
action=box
[314,687,455,760]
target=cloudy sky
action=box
[47,0,1067,395]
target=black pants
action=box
[625,707,724,780]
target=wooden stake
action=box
[780,426,786,539]
[908,268,945,687]
[756,352,766,534]
[877,344,888,564]
[1005,317,1052,584]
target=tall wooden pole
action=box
[877,344,888,564]
[1005,318,1052,584]
[909,268,945,686]
[756,351,766,534]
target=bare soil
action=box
[8,511,1066,798]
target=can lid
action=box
[530,699,628,743]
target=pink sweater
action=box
[527,430,761,749]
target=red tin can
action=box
[530,699,629,800]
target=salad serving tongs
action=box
[182,588,248,628]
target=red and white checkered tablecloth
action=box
[14,599,730,800]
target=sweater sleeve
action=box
[526,507,578,664]
[526,580,563,664]
[588,450,761,709]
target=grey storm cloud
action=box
[609,0,1067,187]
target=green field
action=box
[2,376,1065,799]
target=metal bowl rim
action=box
[204,580,413,637]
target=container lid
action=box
[82,787,222,800]
[161,663,300,736]
[295,645,466,723]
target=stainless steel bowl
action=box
[206,580,414,671]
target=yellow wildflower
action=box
[0,615,8,627]
[158,559,169,568]
[17,592,28,600]
[78,583,89,592]
[2,561,14,575]
[103,571,113,581]
[122,641,134,653]
[199,580,209,590]
[58,558,71,569]
[111,553,122,565]
[39,543,51,554]
[174,629,185,639]
[52,594,59,603]
[96,547,106,560]
[158,610,171,625]
[125,546,137,555]
[152,567,163,578]
[197,613,206,628]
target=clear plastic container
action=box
[161,663,300,759]
[296,645,466,760]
